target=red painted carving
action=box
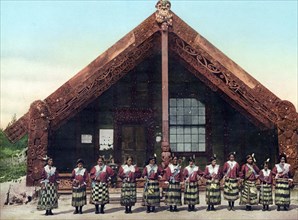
[26,100,50,186]
[168,33,298,172]
[3,113,29,143]
[275,101,298,172]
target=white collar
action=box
[74,167,86,175]
[227,161,236,168]
[262,169,271,176]
[207,164,219,174]
[169,163,180,173]
[44,165,56,176]
[122,164,135,173]
[95,164,106,172]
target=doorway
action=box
[114,108,155,167]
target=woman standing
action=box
[71,159,88,214]
[183,157,203,211]
[90,156,114,214]
[203,156,222,211]
[142,155,163,213]
[272,154,293,211]
[239,154,260,211]
[118,156,141,214]
[259,159,273,211]
[37,157,59,216]
[164,156,183,212]
[223,152,240,211]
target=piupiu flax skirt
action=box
[184,181,200,205]
[71,186,87,207]
[90,182,109,205]
[143,180,160,206]
[37,183,58,210]
[259,183,273,205]
[165,182,182,206]
[121,182,137,206]
[275,178,290,206]
[223,178,239,201]
[205,180,221,205]
[240,180,258,205]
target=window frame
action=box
[169,97,211,157]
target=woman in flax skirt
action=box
[222,152,240,211]
[203,155,222,211]
[239,154,260,211]
[37,157,59,216]
[258,159,273,211]
[272,153,293,211]
[90,156,114,214]
[183,157,203,212]
[142,155,163,213]
[71,159,88,214]
[118,156,141,214]
[164,155,183,212]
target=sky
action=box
[1,0,297,129]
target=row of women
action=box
[37,152,293,216]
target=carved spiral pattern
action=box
[27,100,50,186]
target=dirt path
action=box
[1,180,297,220]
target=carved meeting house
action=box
[4,0,298,190]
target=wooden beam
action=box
[161,30,169,144]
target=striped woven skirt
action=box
[259,183,273,205]
[223,178,239,201]
[165,182,182,206]
[121,182,137,206]
[90,182,109,205]
[184,181,200,205]
[37,183,58,210]
[72,186,87,207]
[275,178,290,206]
[143,180,160,206]
[240,180,258,205]
[205,180,221,205]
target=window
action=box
[169,98,206,152]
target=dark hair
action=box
[246,155,253,160]
[227,152,236,159]
[97,156,105,162]
[210,156,216,162]
[126,156,133,162]
[46,157,53,163]
[188,157,195,162]
[279,154,287,163]
[147,155,156,165]
[76,158,84,165]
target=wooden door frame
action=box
[113,108,155,165]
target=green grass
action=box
[0,162,26,183]
[0,129,28,182]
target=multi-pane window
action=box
[169,98,206,152]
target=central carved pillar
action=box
[155,0,173,167]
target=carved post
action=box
[275,101,298,175]
[26,100,51,186]
[155,0,173,168]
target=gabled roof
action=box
[4,11,298,143]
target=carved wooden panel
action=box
[26,100,50,186]
[3,113,29,143]
[45,36,157,131]
[169,33,275,129]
